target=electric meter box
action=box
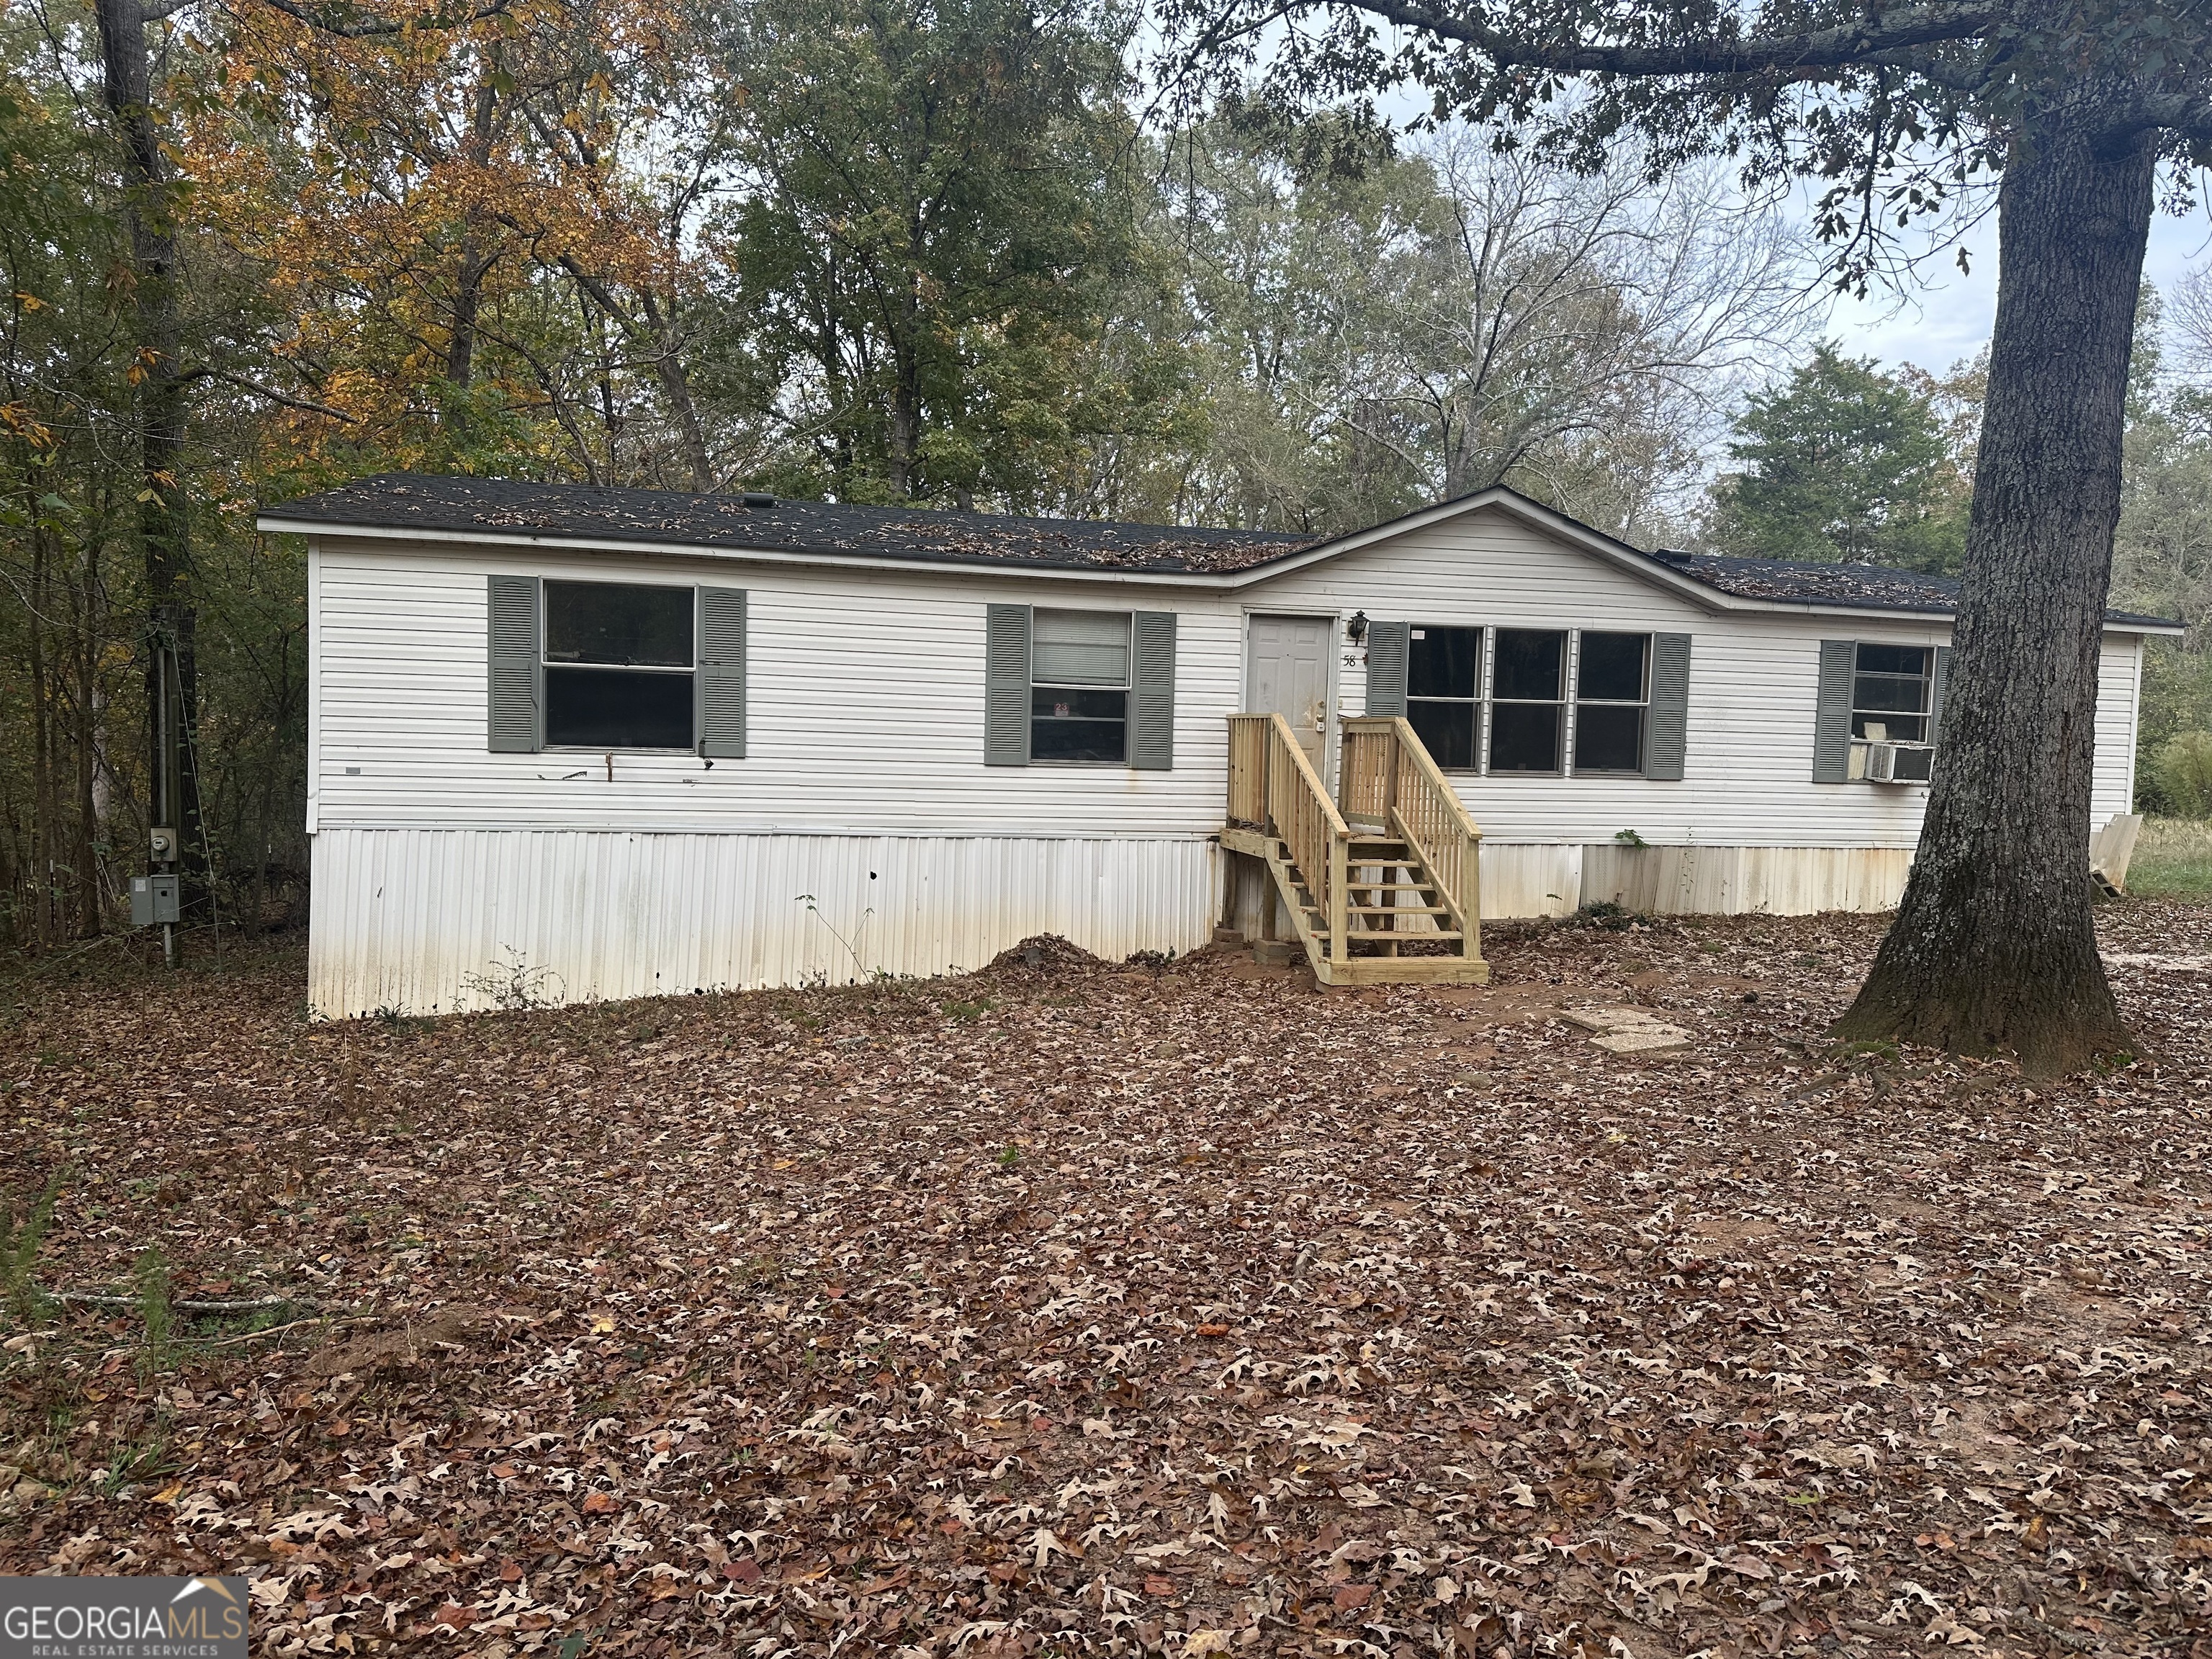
[130,873,181,926]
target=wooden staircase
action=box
[1221,714,1489,986]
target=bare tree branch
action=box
[231,0,513,42]
[1323,0,2006,78]
[179,367,358,422]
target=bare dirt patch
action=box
[2,902,2209,1656]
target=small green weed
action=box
[134,1248,175,1375]
[2,1173,63,1321]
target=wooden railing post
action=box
[1460,826,1482,964]
[1328,828,1349,966]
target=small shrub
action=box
[461,945,565,1012]
[2150,731,2212,818]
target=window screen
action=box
[1031,609,1130,763]
[1406,625,1483,769]
[1852,644,1931,742]
[543,580,696,750]
[1573,632,1649,773]
[1489,629,1565,773]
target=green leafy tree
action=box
[1709,344,1967,572]
[711,0,1173,507]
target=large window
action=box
[543,580,694,750]
[1851,643,1934,781]
[1406,625,1483,769]
[1573,633,1649,773]
[1031,609,1130,763]
[1398,624,1660,776]
[1489,629,1566,773]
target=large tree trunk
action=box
[95,0,202,904]
[1834,115,2156,1075]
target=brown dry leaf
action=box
[3,912,2209,1655]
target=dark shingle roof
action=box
[261,474,2183,627]
[1652,549,2177,629]
[261,474,1315,575]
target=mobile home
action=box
[261,475,2173,1016]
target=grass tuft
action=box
[2125,817,2212,899]
[1,1174,63,1323]
[134,1248,175,1375]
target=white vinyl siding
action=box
[1245,513,2146,848]
[312,516,2149,851]
[311,542,1237,837]
[306,503,2149,855]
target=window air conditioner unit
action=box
[1862,742,1933,783]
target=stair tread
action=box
[1305,904,1452,915]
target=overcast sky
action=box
[1822,202,2212,374]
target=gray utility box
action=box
[130,873,181,926]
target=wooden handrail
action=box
[1339,716,1483,950]
[1226,712,1350,945]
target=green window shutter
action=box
[984,603,1032,765]
[697,586,747,759]
[1365,620,1409,717]
[1812,639,1856,783]
[1131,610,1177,770]
[1645,631,1691,781]
[487,574,541,752]
[1928,644,1954,749]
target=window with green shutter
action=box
[984,603,1175,768]
[541,580,696,750]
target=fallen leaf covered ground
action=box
[2,904,2209,1658]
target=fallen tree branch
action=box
[194,1315,370,1347]
[46,1288,328,1313]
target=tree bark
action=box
[637,291,714,491]
[1833,113,2155,1075]
[445,67,501,392]
[94,0,202,901]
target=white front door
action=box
[1246,614,1336,773]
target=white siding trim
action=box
[306,539,323,835]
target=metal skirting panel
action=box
[1223,840,1913,932]
[1488,842,1912,920]
[309,830,1219,1017]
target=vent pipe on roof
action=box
[1650,548,1693,567]
[742,492,778,508]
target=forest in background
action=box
[4,0,2211,947]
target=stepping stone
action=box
[1558,1004,1694,1054]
